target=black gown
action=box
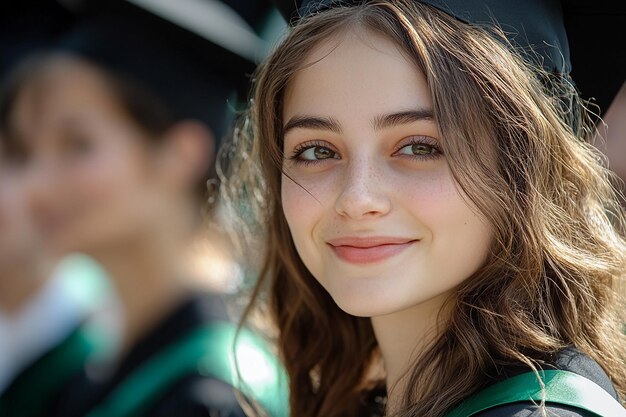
[476,347,619,417]
[361,347,620,416]
[0,324,98,417]
[51,293,254,417]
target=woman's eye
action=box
[299,146,338,161]
[397,142,439,157]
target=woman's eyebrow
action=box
[282,108,434,136]
[372,109,434,130]
[283,115,342,135]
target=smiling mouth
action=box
[327,237,418,265]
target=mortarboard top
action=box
[275,0,626,115]
[55,0,269,141]
[0,0,76,80]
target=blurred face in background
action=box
[0,144,42,277]
[6,57,192,257]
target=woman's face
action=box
[281,29,493,317]
[0,147,41,274]
[10,59,172,256]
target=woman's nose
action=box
[334,157,391,220]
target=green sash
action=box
[86,321,288,417]
[0,327,98,417]
[446,369,626,417]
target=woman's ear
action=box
[156,120,215,193]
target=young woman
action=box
[0,137,103,417]
[221,1,626,416]
[0,2,286,416]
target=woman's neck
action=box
[92,228,191,355]
[370,291,452,412]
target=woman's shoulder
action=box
[474,347,619,417]
[475,402,595,417]
[551,346,618,399]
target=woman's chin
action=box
[330,292,404,318]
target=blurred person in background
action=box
[0,0,287,416]
[0,136,107,417]
[0,3,116,417]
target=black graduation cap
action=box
[55,0,268,140]
[0,0,76,80]
[275,0,626,115]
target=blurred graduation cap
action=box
[0,0,76,79]
[275,0,626,115]
[54,0,270,140]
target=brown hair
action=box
[220,1,626,416]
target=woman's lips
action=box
[327,237,417,265]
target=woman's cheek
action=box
[280,172,329,284]
[282,173,317,231]
[281,169,339,251]
[396,166,459,217]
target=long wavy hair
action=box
[220,1,626,416]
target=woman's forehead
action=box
[9,59,126,139]
[283,28,431,129]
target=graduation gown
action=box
[473,347,620,417]
[360,347,620,416]
[52,292,286,417]
[0,262,109,417]
[0,324,99,417]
